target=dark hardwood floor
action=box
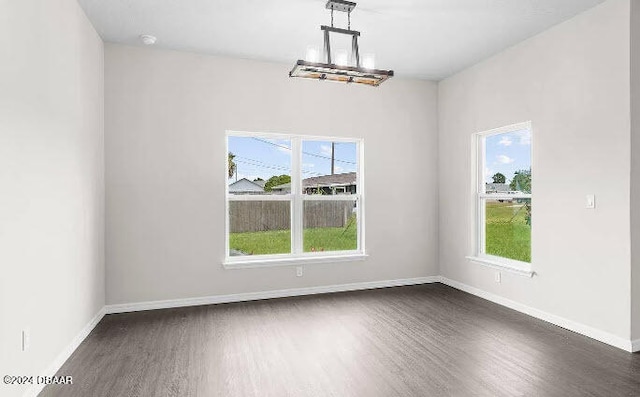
[41,284,640,396]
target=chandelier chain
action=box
[348,10,351,30]
[331,6,334,27]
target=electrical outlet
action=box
[586,194,595,209]
[22,328,30,352]
[296,266,303,277]
[495,271,501,284]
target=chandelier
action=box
[289,0,394,87]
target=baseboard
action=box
[438,276,635,353]
[23,306,106,397]
[106,276,440,314]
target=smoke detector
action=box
[139,35,157,45]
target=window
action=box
[471,122,532,275]
[225,132,364,267]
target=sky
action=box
[484,128,531,184]
[228,136,357,182]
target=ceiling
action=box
[77,0,604,80]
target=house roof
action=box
[271,182,290,191]
[271,172,357,191]
[302,172,356,188]
[229,178,265,192]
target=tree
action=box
[253,177,264,182]
[492,172,506,184]
[228,152,236,179]
[510,169,531,193]
[264,174,291,192]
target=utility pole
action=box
[331,142,335,175]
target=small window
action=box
[474,122,532,272]
[226,132,364,265]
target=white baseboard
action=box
[438,276,635,353]
[23,306,106,397]
[106,276,440,314]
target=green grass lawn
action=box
[230,223,357,255]
[230,204,530,262]
[230,229,292,255]
[485,201,531,263]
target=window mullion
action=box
[479,196,486,254]
[291,137,303,255]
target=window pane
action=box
[229,201,291,255]
[303,200,357,252]
[484,129,531,194]
[228,136,292,195]
[485,198,531,263]
[301,140,357,195]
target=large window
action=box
[473,122,532,274]
[225,132,364,266]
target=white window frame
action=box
[466,121,534,277]
[224,131,366,268]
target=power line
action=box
[251,137,291,151]
[250,137,356,165]
[234,157,324,176]
[234,159,289,173]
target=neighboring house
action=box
[270,182,291,194]
[228,178,265,194]
[271,172,357,195]
[485,182,524,202]
[304,172,357,195]
[485,183,509,193]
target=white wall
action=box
[631,0,640,341]
[104,44,438,305]
[438,0,631,340]
[0,0,104,396]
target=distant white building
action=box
[229,178,265,194]
[485,183,509,193]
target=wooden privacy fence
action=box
[229,201,355,233]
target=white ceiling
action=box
[77,0,604,80]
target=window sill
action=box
[465,256,534,278]
[223,253,368,269]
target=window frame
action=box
[467,121,533,277]
[224,131,366,268]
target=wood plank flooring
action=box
[40,284,640,396]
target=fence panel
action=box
[303,201,354,229]
[229,200,354,233]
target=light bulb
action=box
[305,46,319,63]
[362,54,375,69]
[335,50,348,66]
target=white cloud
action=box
[320,144,332,156]
[302,163,315,168]
[513,130,531,145]
[496,155,514,164]
[335,166,344,173]
[498,136,512,146]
